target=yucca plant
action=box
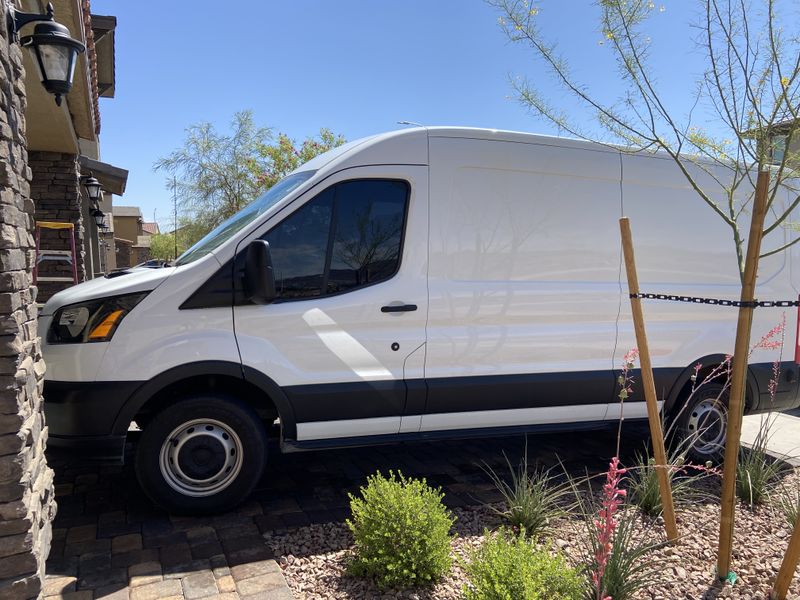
[627,448,711,518]
[483,445,572,540]
[775,480,800,526]
[736,416,786,508]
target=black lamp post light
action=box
[82,174,102,204]
[6,2,86,106]
[90,208,105,230]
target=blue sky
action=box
[90,1,698,227]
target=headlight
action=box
[48,292,149,344]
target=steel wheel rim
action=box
[687,398,727,456]
[159,418,243,497]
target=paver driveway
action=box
[43,422,651,599]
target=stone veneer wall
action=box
[28,152,85,303]
[0,9,57,600]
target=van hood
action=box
[39,266,177,316]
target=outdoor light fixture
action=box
[90,208,105,229]
[82,175,102,203]
[6,2,86,106]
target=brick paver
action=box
[44,422,649,598]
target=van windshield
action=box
[175,171,316,266]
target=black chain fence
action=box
[630,293,800,309]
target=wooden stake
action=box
[619,217,679,543]
[717,170,771,579]
[772,516,800,599]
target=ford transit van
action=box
[40,127,800,512]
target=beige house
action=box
[111,206,159,267]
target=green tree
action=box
[155,110,345,246]
[253,128,346,189]
[148,232,178,262]
[489,0,800,280]
[148,219,208,261]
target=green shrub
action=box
[346,471,455,589]
[462,529,583,600]
[736,419,785,507]
[483,448,572,539]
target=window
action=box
[176,171,316,266]
[771,135,787,166]
[263,179,408,300]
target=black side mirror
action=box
[243,240,276,304]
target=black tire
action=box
[674,383,729,464]
[135,394,267,514]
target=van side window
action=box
[264,179,408,300]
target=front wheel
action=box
[674,383,729,463]
[135,395,267,514]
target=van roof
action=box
[296,126,620,177]
[422,126,617,153]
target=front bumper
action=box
[44,380,141,462]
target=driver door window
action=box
[264,179,408,301]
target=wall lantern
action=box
[6,2,86,106]
[90,208,105,229]
[82,175,102,203]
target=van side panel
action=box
[617,154,788,373]
[423,137,623,422]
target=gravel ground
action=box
[264,470,800,600]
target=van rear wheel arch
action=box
[113,361,297,441]
[663,354,757,418]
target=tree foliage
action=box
[148,219,208,261]
[489,0,800,279]
[154,110,345,247]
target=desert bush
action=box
[347,471,455,589]
[462,528,583,600]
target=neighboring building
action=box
[112,206,158,267]
[27,0,128,302]
[766,119,800,166]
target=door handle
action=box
[381,304,418,313]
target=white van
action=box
[41,127,800,512]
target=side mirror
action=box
[243,240,276,304]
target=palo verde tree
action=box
[489,0,800,281]
[155,110,345,246]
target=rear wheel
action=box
[135,395,267,514]
[675,383,728,463]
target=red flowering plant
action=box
[572,453,661,600]
[592,457,627,600]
